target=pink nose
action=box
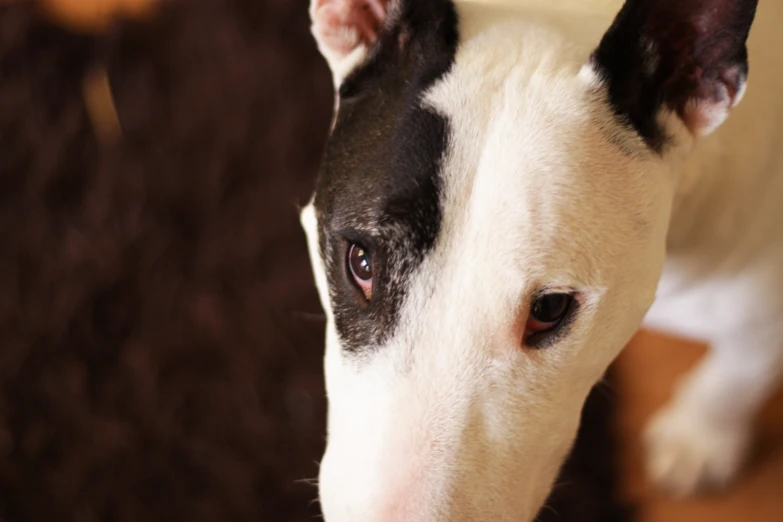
[342,460,439,522]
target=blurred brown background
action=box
[0,1,332,520]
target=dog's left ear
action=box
[591,0,758,150]
[310,0,394,86]
[310,0,458,88]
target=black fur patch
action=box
[591,0,758,152]
[313,0,459,353]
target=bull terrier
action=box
[301,0,783,519]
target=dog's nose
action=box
[319,448,442,522]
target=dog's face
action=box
[302,0,757,520]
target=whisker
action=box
[593,376,617,399]
[538,501,560,518]
[294,477,320,487]
[549,478,572,492]
[291,311,327,322]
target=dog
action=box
[300,0,783,519]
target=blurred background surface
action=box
[617,331,783,522]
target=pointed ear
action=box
[590,0,758,150]
[310,0,393,85]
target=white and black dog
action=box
[300,0,783,519]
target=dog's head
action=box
[302,0,757,520]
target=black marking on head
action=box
[591,0,758,152]
[313,0,459,353]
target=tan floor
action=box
[615,331,783,521]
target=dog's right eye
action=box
[347,243,373,301]
[525,293,574,346]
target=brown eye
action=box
[526,293,573,338]
[347,243,373,300]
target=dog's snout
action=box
[319,441,444,522]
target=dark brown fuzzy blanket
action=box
[0,1,630,520]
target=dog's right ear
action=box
[310,0,393,86]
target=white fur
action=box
[639,0,783,496]
[303,0,783,519]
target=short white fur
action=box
[303,0,783,519]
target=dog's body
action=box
[302,0,783,519]
[638,0,783,495]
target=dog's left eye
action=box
[347,243,373,301]
[525,293,573,343]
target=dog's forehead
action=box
[312,5,657,355]
[317,92,446,242]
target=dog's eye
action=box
[526,293,573,340]
[347,243,373,300]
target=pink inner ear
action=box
[677,64,747,136]
[312,0,390,57]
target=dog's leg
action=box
[644,326,783,496]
